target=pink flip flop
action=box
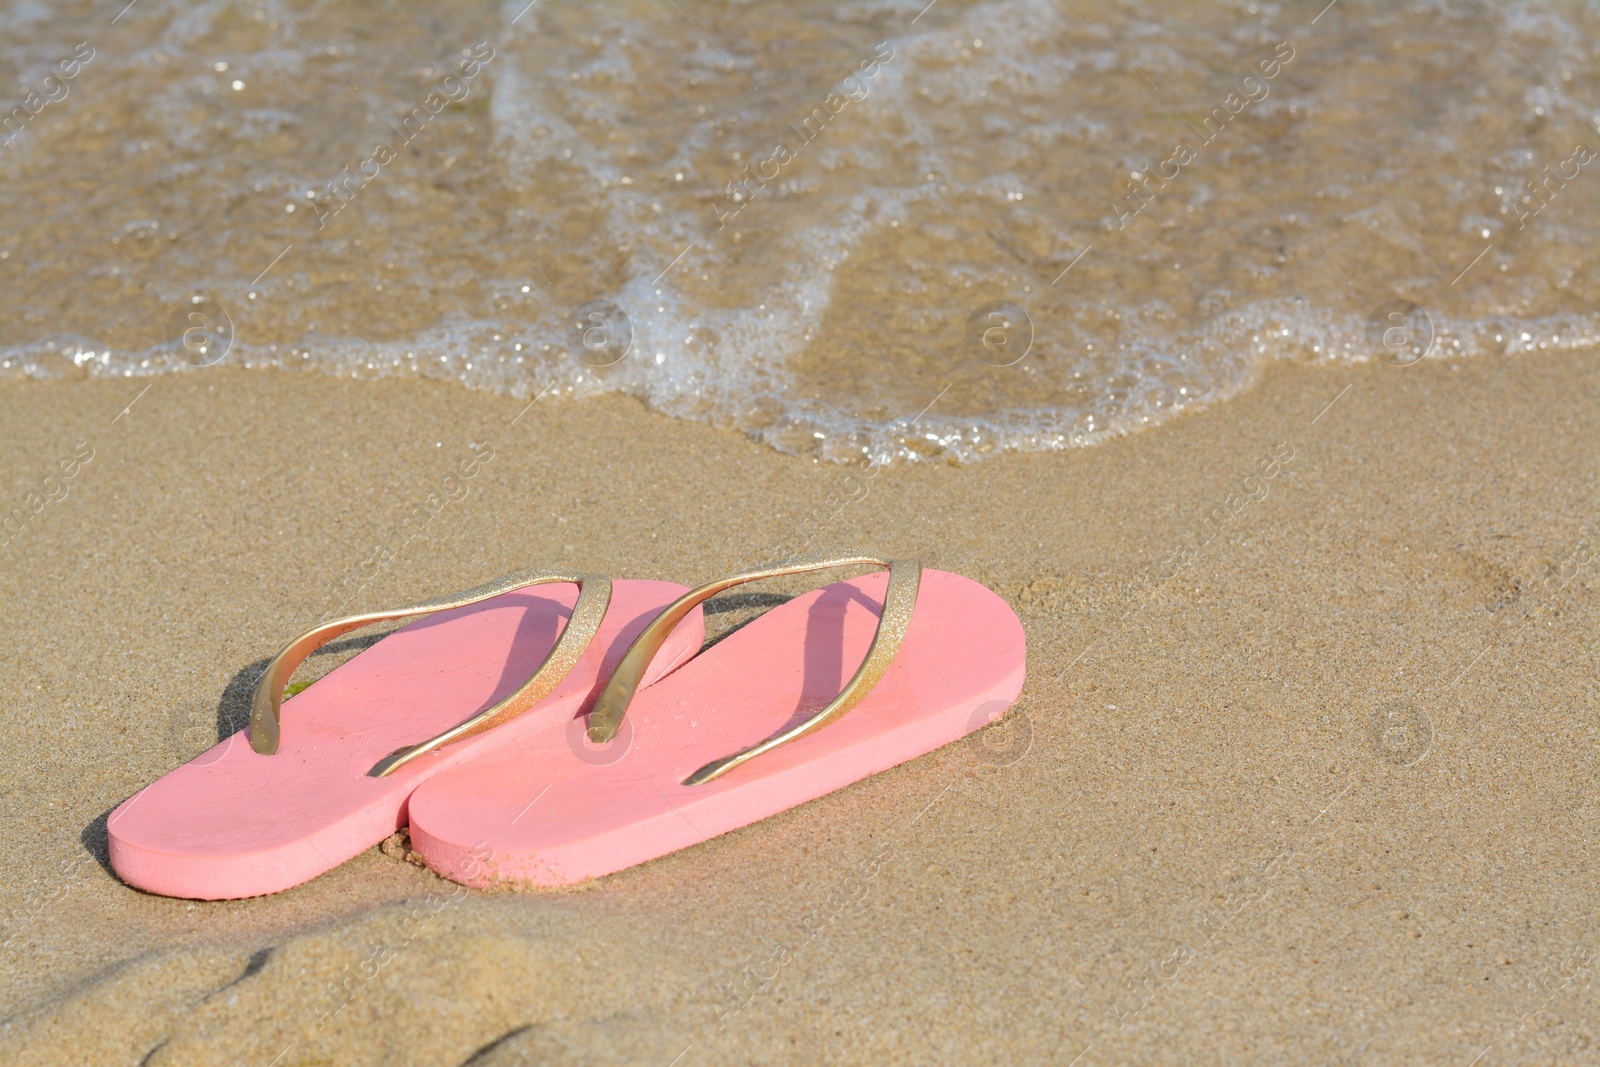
[108,572,704,900]
[406,557,1026,888]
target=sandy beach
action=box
[4,0,1599,1060]
[1,346,1594,1064]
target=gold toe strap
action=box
[247,571,611,777]
[585,554,920,785]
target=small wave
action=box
[2,0,1596,462]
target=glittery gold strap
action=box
[247,571,612,777]
[585,555,921,785]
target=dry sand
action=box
[0,349,1595,1065]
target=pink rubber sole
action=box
[408,569,1025,888]
[109,579,703,900]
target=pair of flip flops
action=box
[108,558,1026,900]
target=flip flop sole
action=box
[408,569,1025,888]
[108,579,703,899]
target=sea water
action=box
[2,0,1596,462]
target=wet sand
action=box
[1,348,1596,1064]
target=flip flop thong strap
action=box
[247,571,611,778]
[585,555,921,786]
